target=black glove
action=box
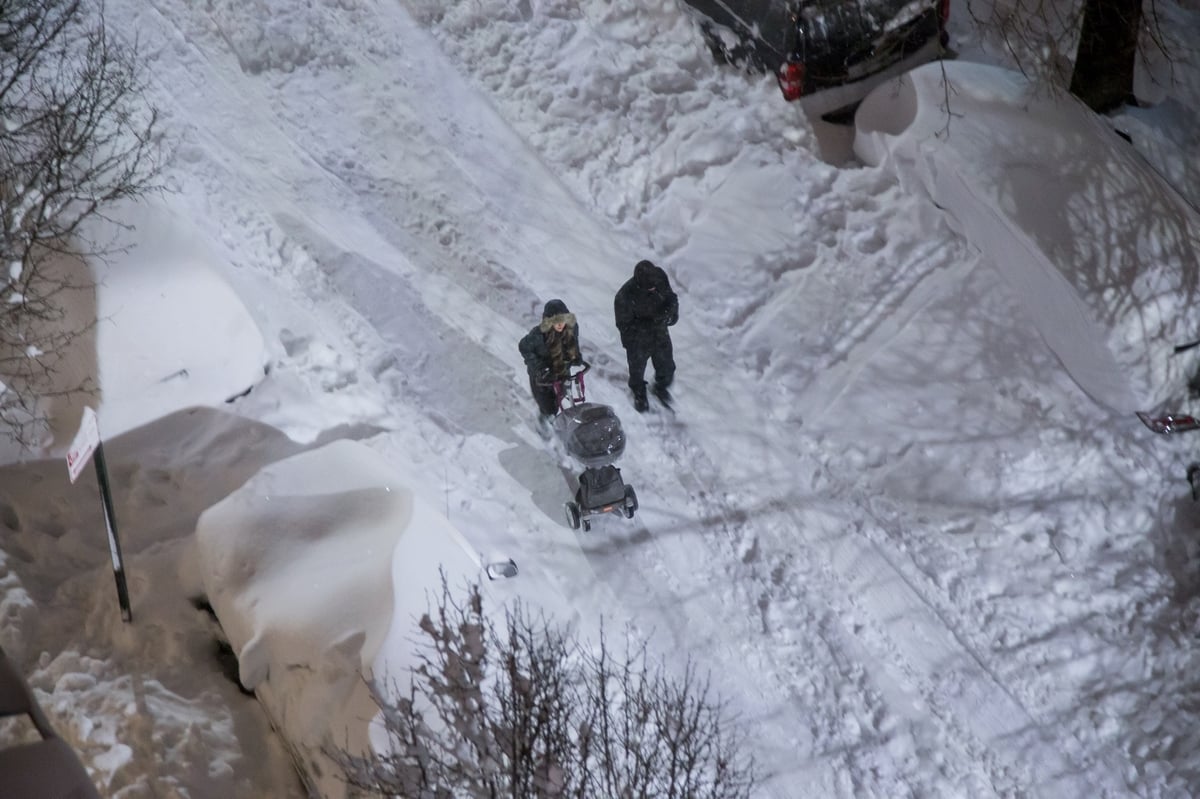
[537,367,554,383]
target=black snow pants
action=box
[624,326,674,394]
[529,373,559,417]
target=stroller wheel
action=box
[622,485,638,518]
[565,501,582,530]
[582,517,591,532]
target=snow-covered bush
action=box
[337,574,756,799]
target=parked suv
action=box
[682,0,950,119]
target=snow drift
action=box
[14,202,269,463]
[854,60,1200,414]
[191,438,501,798]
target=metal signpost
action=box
[66,407,132,623]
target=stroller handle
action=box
[535,360,590,387]
[539,361,591,412]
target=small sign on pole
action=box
[66,407,100,484]
[65,407,132,623]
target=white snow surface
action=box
[2,0,1200,797]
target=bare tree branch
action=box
[333,572,756,798]
[0,0,161,448]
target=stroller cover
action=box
[556,403,625,469]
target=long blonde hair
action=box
[541,313,579,376]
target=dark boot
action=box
[632,385,649,412]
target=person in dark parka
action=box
[519,299,583,423]
[614,259,678,412]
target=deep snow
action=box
[2,0,1200,797]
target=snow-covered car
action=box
[853,59,1200,415]
[682,0,950,118]
[192,439,522,797]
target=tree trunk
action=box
[1069,0,1143,112]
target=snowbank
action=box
[15,203,269,462]
[191,439,499,797]
[854,60,1200,413]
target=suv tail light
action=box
[777,61,805,101]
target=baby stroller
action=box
[544,363,638,531]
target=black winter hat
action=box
[543,299,570,318]
[634,259,662,288]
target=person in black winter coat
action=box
[614,259,678,412]
[519,299,583,423]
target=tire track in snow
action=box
[638,404,1135,797]
[555,348,978,794]
[638,417,1016,796]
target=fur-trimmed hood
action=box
[540,311,576,332]
[539,299,575,332]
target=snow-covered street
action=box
[3,0,1200,796]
